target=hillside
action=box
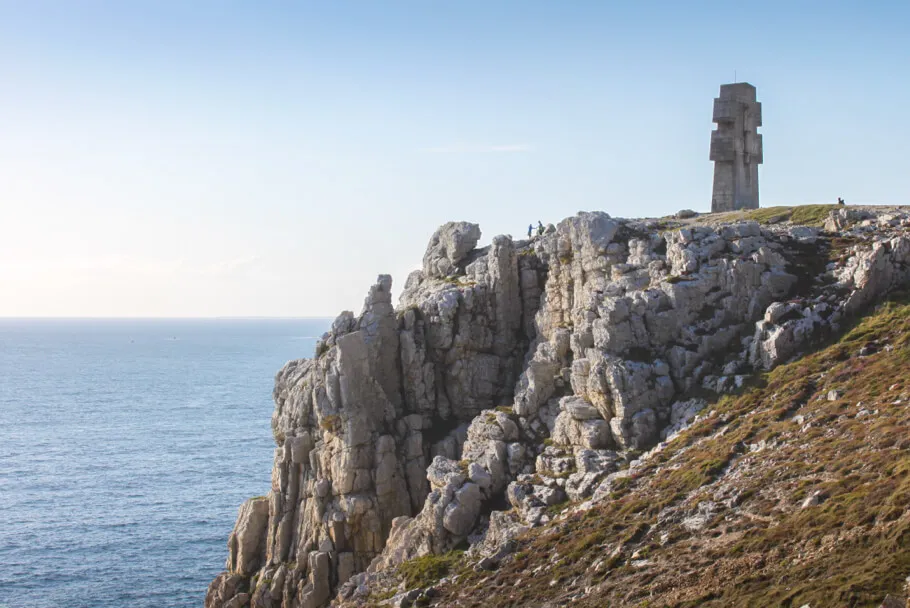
[364,294,910,606]
[206,205,910,608]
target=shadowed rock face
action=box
[207,208,910,608]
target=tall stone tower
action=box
[710,83,762,212]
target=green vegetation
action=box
[397,550,466,589]
[441,275,477,287]
[790,203,837,226]
[744,205,793,224]
[546,499,572,517]
[743,204,836,227]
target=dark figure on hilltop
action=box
[537,221,545,236]
[838,197,846,205]
[527,224,533,239]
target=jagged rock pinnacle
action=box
[207,205,910,608]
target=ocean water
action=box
[0,318,330,608]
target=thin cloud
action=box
[200,256,262,277]
[488,144,534,153]
[422,143,534,154]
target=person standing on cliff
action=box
[537,221,544,236]
[527,224,533,239]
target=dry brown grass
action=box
[430,295,910,607]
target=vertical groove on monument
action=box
[710,82,762,212]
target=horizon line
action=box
[0,316,337,320]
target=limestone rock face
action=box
[661,398,708,440]
[208,207,910,608]
[467,509,529,562]
[422,221,482,279]
[751,230,910,371]
[824,207,872,232]
[207,224,541,608]
[230,497,270,576]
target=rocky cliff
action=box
[206,205,910,608]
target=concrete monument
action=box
[710,83,762,212]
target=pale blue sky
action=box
[1,1,907,317]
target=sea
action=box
[0,318,331,608]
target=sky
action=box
[1,1,908,317]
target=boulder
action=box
[442,482,483,536]
[422,221,481,278]
[228,497,269,576]
[552,406,612,450]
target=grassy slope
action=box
[745,204,836,226]
[435,296,910,607]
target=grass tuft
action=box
[397,550,466,590]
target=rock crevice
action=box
[207,208,910,608]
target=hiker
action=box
[527,224,534,239]
[537,220,545,236]
[837,197,845,205]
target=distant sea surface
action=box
[0,318,330,608]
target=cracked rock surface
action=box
[207,207,910,608]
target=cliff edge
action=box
[206,205,910,608]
